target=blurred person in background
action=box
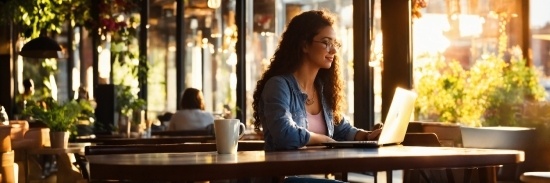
[168,88,215,131]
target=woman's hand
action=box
[354,129,382,141]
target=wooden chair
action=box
[409,121,463,147]
[520,172,550,183]
[402,133,442,147]
[401,133,452,183]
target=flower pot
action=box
[49,131,70,148]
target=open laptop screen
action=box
[322,87,417,148]
[377,87,418,145]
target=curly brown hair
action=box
[252,10,345,130]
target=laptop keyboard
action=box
[357,141,377,144]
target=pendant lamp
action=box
[19,36,64,59]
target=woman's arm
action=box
[332,116,360,141]
[262,77,311,150]
[307,132,335,145]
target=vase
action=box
[118,114,131,137]
[50,131,70,148]
[129,110,144,138]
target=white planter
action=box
[461,126,535,150]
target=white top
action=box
[168,109,215,131]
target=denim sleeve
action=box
[332,116,359,141]
[262,77,310,150]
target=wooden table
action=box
[86,146,524,182]
[72,135,215,145]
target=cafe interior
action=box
[1,0,550,182]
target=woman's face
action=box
[303,26,339,69]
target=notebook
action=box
[322,87,418,148]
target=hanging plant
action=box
[0,0,92,38]
[0,0,138,38]
[84,0,138,37]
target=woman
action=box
[252,10,381,152]
[168,88,215,130]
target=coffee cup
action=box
[214,119,245,154]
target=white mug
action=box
[214,119,245,154]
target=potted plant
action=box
[115,85,146,136]
[414,52,547,180]
[415,54,545,127]
[23,97,82,148]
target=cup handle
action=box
[238,122,245,139]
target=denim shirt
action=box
[259,74,359,151]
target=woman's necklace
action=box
[299,83,316,105]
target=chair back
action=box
[409,121,463,147]
[402,133,441,147]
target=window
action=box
[530,0,550,99]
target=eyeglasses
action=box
[312,40,342,51]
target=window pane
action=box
[412,0,527,125]
[148,1,176,113]
[372,0,383,124]
[530,0,550,99]
[210,1,238,118]
[163,1,237,118]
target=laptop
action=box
[322,87,418,148]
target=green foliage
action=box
[22,98,83,132]
[415,57,468,124]
[415,55,545,127]
[0,0,91,38]
[112,53,148,125]
[77,100,95,121]
[483,59,546,126]
[0,0,138,38]
[115,85,146,119]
